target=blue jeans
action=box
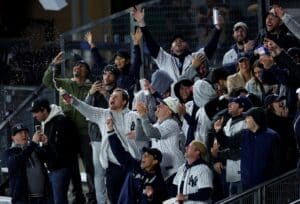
[48,168,71,204]
[229,181,242,196]
[91,141,107,204]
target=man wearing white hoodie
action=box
[31,98,77,204]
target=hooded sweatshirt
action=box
[42,104,77,171]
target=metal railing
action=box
[217,169,300,204]
[0,85,56,152]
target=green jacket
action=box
[42,64,91,136]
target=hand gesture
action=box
[143,185,154,198]
[244,40,255,52]
[52,51,64,65]
[135,102,148,118]
[178,103,187,116]
[211,139,220,158]
[106,117,113,132]
[127,131,136,140]
[132,6,145,26]
[176,194,187,202]
[32,132,41,144]
[215,14,225,30]
[89,81,103,95]
[191,53,206,69]
[40,134,48,145]
[272,5,284,18]
[132,27,143,45]
[84,31,96,48]
[263,38,282,57]
[213,162,224,174]
[214,116,224,132]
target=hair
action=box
[42,105,51,113]
[251,60,265,98]
[113,88,129,107]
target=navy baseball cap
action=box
[237,52,250,62]
[264,94,286,107]
[12,123,29,136]
[229,96,253,111]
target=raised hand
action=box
[84,31,96,48]
[191,53,206,68]
[244,40,255,52]
[132,6,145,27]
[215,14,225,30]
[132,27,143,45]
[135,102,148,118]
[264,38,282,57]
[214,116,224,132]
[52,51,64,65]
[272,5,284,18]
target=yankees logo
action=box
[188,175,198,187]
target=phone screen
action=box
[35,125,41,132]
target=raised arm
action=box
[127,28,143,81]
[42,51,64,88]
[273,5,300,40]
[132,6,160,58]
[203,15,224,59]
[84,32,107,74]
[136,102,161,139]
[63,93,106,124]
[106,118,139,170]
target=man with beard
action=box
[255,7,299,51]
[83,64,118,204]
[43,52,96,204]
[222,22,255,74]
[132,6,223,82]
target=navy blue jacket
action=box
[240,128,281,190]
[108,132,167,204]
[2,142,50,203]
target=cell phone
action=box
[35,125,41,132]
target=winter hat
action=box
[162,97,179,114]
[193,79,216,107]
[173,77,194,102]
[103,64,119,78]
[233,22,248,31]
[243,107,266,129]
[12,123,29,136]
[151,70,174,96]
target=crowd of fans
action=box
[2,4,300,204]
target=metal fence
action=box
[217,169,300,204]
[59,0,261,80]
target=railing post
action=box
[261,185,266,204]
